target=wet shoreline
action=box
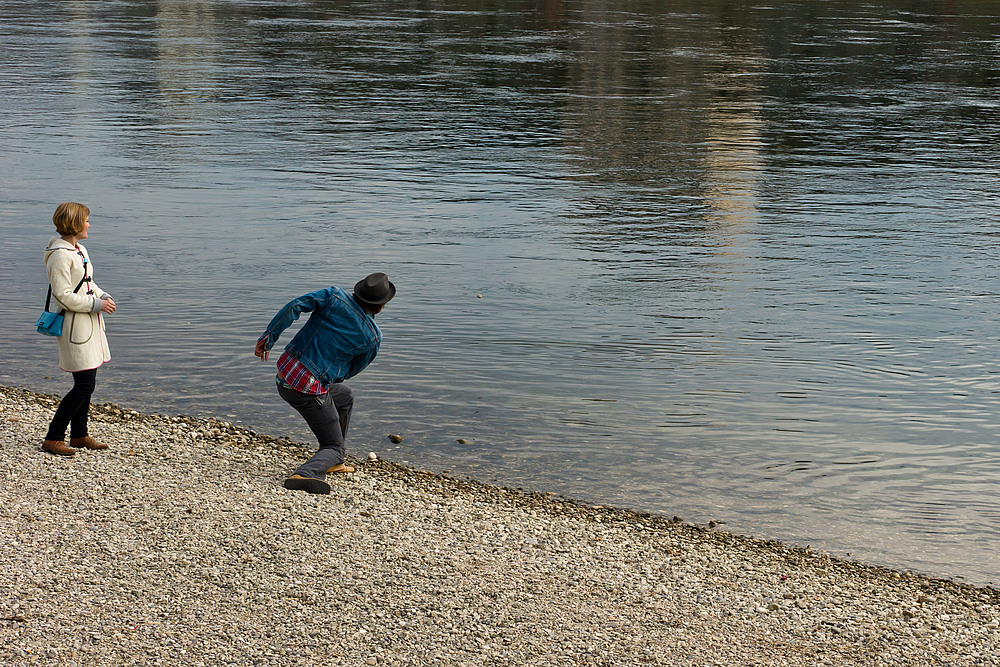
[2,384,998,666]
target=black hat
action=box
[354,272,396,305]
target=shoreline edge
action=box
[2,384,998,666]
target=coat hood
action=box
[44,237,78,265]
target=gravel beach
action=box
[2,384,998,666]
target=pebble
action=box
[1,384,999,666]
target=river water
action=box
[2,0,999,585]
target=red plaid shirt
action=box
[275,351,327,395]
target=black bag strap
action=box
[44,261,89,314]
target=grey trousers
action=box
[277,382,353,480]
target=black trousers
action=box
[277,382,353,478]
[45,368,97,441]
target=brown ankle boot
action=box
[42,440,75,456]
[69,436,108,450]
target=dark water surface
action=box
[2,0,999,585]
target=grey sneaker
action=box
[283,474,331,495]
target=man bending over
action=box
[255,272,395,494]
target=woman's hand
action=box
[254,338,269,361]
[101,298,116,314]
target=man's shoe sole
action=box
[283,476,331,495]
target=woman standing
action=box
[40,202,116,456]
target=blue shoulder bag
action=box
[36,264,87,337]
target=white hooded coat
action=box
[43,237,112,372]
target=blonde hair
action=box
[52,202,90,236]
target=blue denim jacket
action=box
[260,286,382,387]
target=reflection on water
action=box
[1,0,1000,585]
